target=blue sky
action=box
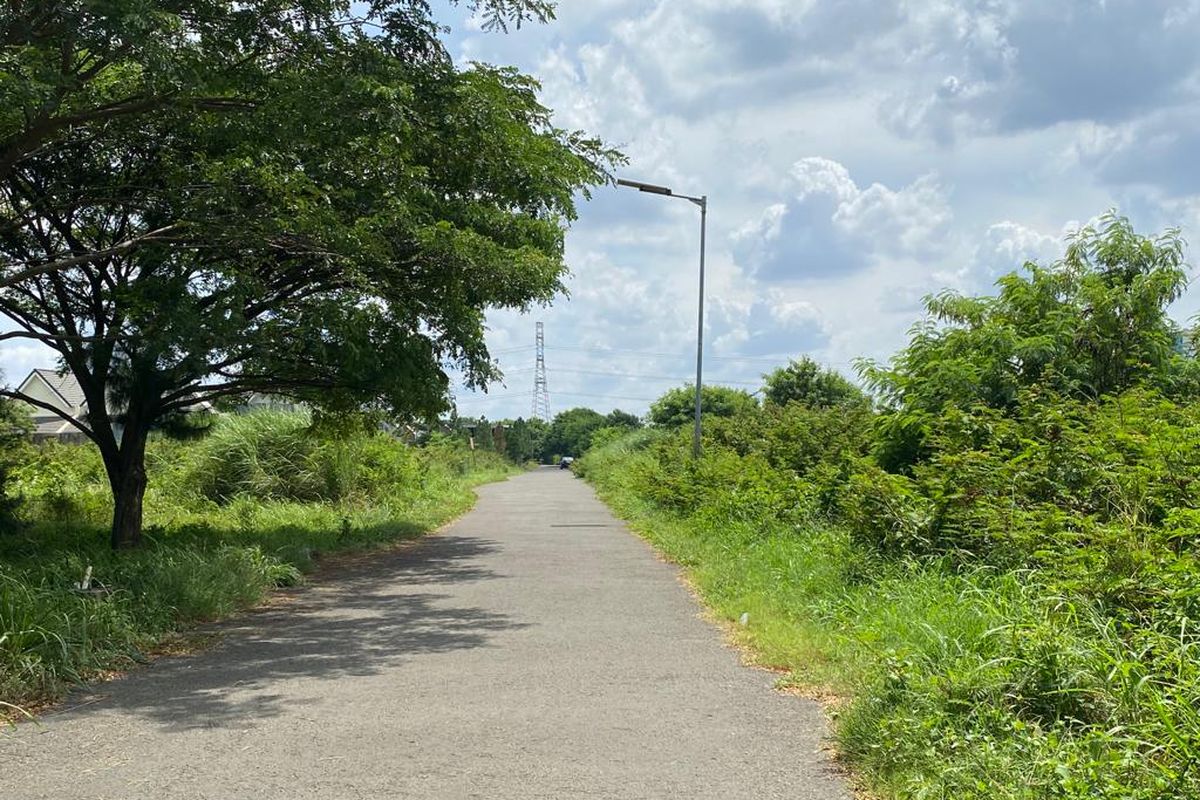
[440,0,1200,420]
[6,1,1200,420]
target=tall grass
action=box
[0,413,515,712]
[578,432,1200,800]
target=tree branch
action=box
[0,225,181,290]
[0,387,97,443]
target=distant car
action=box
[559,456,574,470]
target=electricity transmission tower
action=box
[531,321,551,421]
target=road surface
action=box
[2,469,850,799]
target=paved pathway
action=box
[2,470,850,799]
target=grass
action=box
[0,413,517,714]
[577,432,1200,800]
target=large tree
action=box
[861,214,1196,470]
[0,1,618,547]
[501,417,547,463]
[541,407,606,459]
[762,356,864,409]
[648,385,758,429]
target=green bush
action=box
[581,396,1200,796]
[8,442,110,525]
[648,384,758,428]
[762,356,866,410]
[575,218,1200,798]
[0,412,516,710]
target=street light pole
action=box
[691,196,707,459]
[616,178,708,458]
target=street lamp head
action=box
[617,178,673,196]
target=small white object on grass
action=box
[739,612,750,627]
[74,565,93,591]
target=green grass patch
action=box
[578,432,1200,800]
[0,413,516,713]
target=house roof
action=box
[31,415,79,437]
[30,368,87,410]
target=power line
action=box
[454,389,659,406]
[547,366,761,386]
[550,390,661,403]
[542,344,855,369]
[454,391,532,405]
[496,363,764,385]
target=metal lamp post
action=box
[616,178,707,458]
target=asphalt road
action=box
[2,469,850,800]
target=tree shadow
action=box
[40,532,527,732]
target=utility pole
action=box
[616,178,708,458]
[532,321,551,422]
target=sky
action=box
[442,0,1200,420]
[5,1,1200,421]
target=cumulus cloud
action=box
[733,157,953,281]
[709,292,831,359]
[880,1,1200,141]
[1067,109,1200,197]
[945,220,1065,291]
[607,0,904,117]
[0,331,54,387]
[11,1,1198,420]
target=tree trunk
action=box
[107,428,149,550]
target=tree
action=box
[762,357,865,409]
[604,409,643,429]
[0,3,618,547]
[861,214,1193,470]
[542,407,607,459]
[0,375,31,524]
[649,385,758,428]
[0,1,555,187]
[501,417,547,463]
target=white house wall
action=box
[17,373,68,413]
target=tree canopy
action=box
[603,409,643,429]
[501,417,548,463]
[0,1,619,547]
[542,407,607,459]
[762,357,864,409]
[649,385,758,428]
[861,214,1197,470]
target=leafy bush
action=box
[863,214,1195,472]
[762,356,866,409]
[582,423,1200,798]
[576,216,1200,800]
[540,407,608,458]
[0,394,32,527]
[0,412,515,710]
[8,441,110,524]
[648,384,758,428]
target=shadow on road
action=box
[42,533,526,732]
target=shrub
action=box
[0,413,515,709]
[649,384,758,428]
[762,357,866,409]
[576,216,1200,799]
[185,411,327,503]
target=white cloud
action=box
[431,0,1200,417]
[940,220,1064,290]
[0,336,54,387]
[11,1,1200,419]
[734,157,953,281]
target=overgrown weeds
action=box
[0,412,514,712]
[580,430,1200,798]
[577,217,1200,798]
